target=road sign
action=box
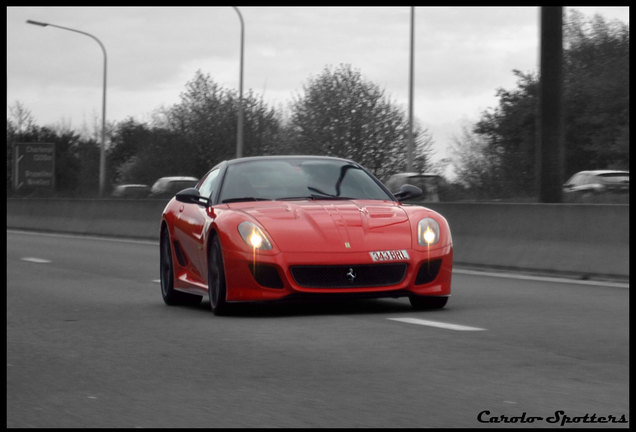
[13,143,56,190]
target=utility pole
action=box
[536,7,564,203]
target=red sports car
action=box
[160,156,453,314]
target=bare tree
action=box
[287,64,435,179]
[8,101,35,133]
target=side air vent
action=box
[173,241,187,267]
[249,263,284,289]
[415,259,442,285]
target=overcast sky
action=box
[6,6,630,164]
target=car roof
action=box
[225,155,355,166]
[155,176,198,181]
[575,170,629,175]
[389,172,440,178]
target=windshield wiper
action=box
[276,195,352,201]
[310,194,353,200]
[222,197,271,204]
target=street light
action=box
[407,7,415,172]
[231,7,245,159]
[26,19,108,197]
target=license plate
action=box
[369,250,410,262]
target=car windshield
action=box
[219,158,393,203]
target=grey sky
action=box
[6,6,630,164]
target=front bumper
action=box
[222,245,453,302]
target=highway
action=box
[6,230,629,428]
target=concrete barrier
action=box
[6,198,629,280]
[7,198,168,239]
[422,202,629,280]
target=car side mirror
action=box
[175,187,210,206]
[393,184,423,201]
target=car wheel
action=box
[409,295,448,310]
[160,228,202,306]
[208,235,229,315]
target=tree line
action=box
[447,10,629,200]
[7,11,628,201]
[7,64,433,197]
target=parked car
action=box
[563,170,629,203]
[111,184,150,198]
[150,176,198,198]
[385,172,441,202]
[159,156,453,314]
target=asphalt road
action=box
[6,230,630,428]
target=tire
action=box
[160,227,202,306]
[208,235,229,315]
[409,295,448,310]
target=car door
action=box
[173,168,221,284]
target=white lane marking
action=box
[152,279,160,283]
[388,317,486,331]
[21,257,52,264]
[453,268,629,289]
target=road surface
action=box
[6,230,629,428]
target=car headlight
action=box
[417,218,440,246]
[238,221,273,250]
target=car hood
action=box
[233,200,413,253]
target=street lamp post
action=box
[26,19,108,197]
[232,7,245,159]
[407,7,415,172]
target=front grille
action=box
[290,263,407,288]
